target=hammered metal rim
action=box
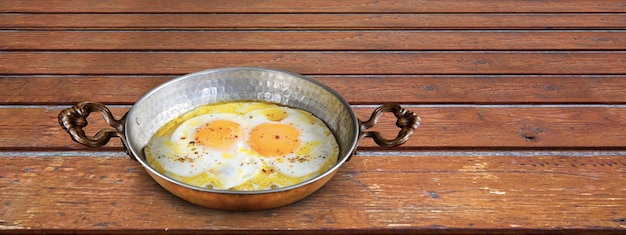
[125,67,360,195]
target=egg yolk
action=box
[250,123,300,157]
[194,120,242,150]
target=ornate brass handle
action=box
[359,103,420,147]
[58,101,127,148]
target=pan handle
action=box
[359,103,420,147]
[58,101,128,149]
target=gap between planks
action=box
[2,150,626,158]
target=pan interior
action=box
[125,67,359,192]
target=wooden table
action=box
[1,1,625,234]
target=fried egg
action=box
[144,101,339,191]
[245,107,338,178]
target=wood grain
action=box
[1,154,624,232]
[3,31,626,51]
[3,75,626,105]
[2,13,625,30]
[2,0,625,13]
[1,106,625,150]
[2,52,625,75]
[2,0,626,233]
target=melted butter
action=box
[297,141,319,156]
[261,107,289,121]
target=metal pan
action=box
[58,67,420,210]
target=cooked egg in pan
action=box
[144,101,339,191]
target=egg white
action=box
[245,106,339,178]
[144,101,340,190]
[146,113,262,189]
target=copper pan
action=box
[58,67,420,210]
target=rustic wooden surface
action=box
[1,0,625,234]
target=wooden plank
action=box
[2,13,625,30]
[0,154,624,232]
[2,52,625,75]
[3,75,626,105]
[3,31,626,51]
[1,0,624,233]
[1,0,624,13]
[1,106,626,150]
